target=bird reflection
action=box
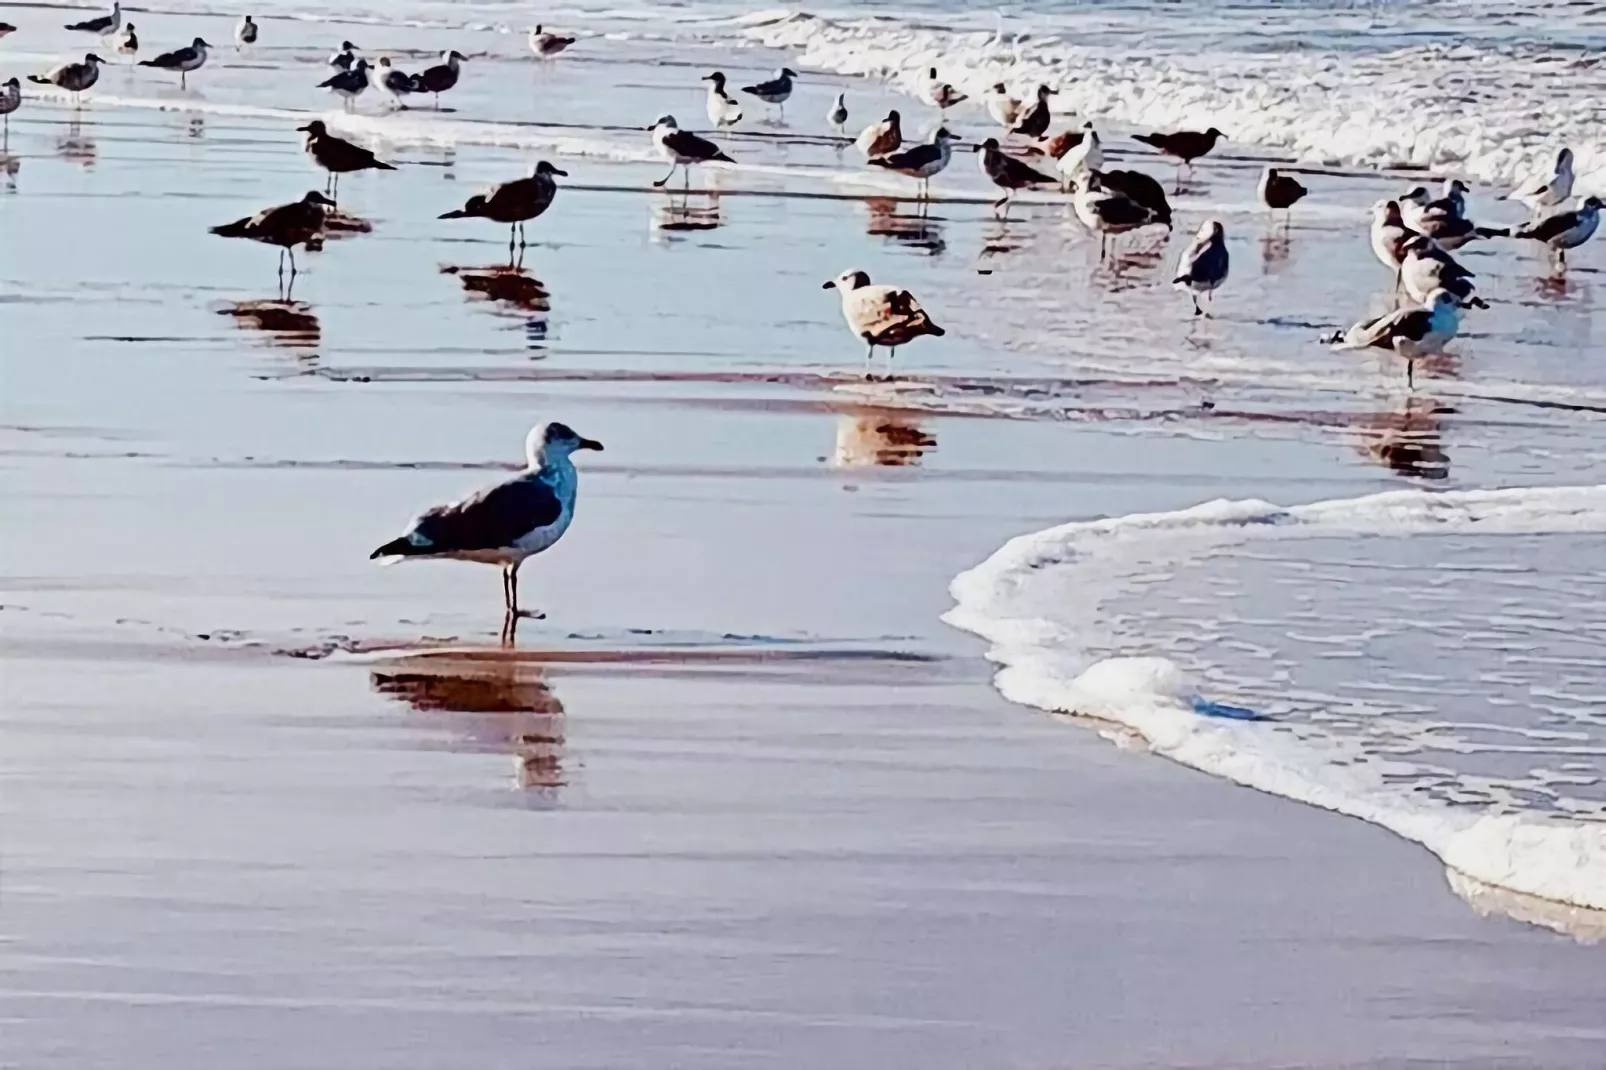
[1089,243,1164,292]
[651,191,723,237]
[832,408,936,467]
[218,298,320,350]
[863,197,946,256]
[57,122,96,167]
[186,115,204,140]
[1357,395,1451,480]
[1260,230,1292,270]
[313,208,373,245]
[977,216,1026,271]
[0,152,17,190]
[442,264,551,348]
[371,657,567,797]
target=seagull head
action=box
[297,120,328,137]
[534,24,544,33]
[1206,127,1224,139]
[1423,289,1460,314]
[447,50,466,62]
[1582,195,1604,212]
[302,190,337,207]
[1556,147,1574,169]
[1401,233,1435,255]
[341,40,357,51]
[975,136,1001,154]
[86,53,107,65]
[529,422,603,466]
[702,71,725,85]
[990,82,1008,93]
[926,67,938,79]
[779,67,798,78]
[931,126,958,144]
[823,269,872,292]
[1197,219,1224,242]
[1446,179,1470,195]
[886,109,900,125]
[534,160,568,177]
[1373,199,1403,225]
[1400,185,1430,205]
[3,77,17,90]
[650,114,678,131]
[1036,84,1055,98]
[193,37,210,48]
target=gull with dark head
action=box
[827,92,848,131]
[29,54,106,105]
[370,422,604,624]
[1259,167,1307,221]
[1056,122,1101,189]
[1504,148,1573,215]
[297,119,397,201]
[1370,199,1419,282]
[823,269,944,379]
[1134,126,1224,180]
[440,161,567,259]
[114,22,138,60]
[139,37,210,88]
[1399,234,1482,307]
[1329,289,1462,386]
[854,109,902,159]
[743,67,797,117]
[867,126,958,200]
[0,78,19,137]
[210,190,337,280]
[529,25,576,58]
[1173,219,1229,316]
[236,15,258,49]
[985,82,1023,128]
[923,67,967,112]
[648,114,733,188]
[329,41,359,70]
[318,57,370,111]
[702,72,743,127]
[376,57,416,109]
[976,137,1055,217]
[412,50,466,108]
[1074,172,1159,257]
[1514,195,1602,269]
[1009,84,1055,139]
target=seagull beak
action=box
[551,167,569,177]
[821,280,836,290]
[578,437,604,451]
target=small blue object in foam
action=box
[1192,698,1267,721]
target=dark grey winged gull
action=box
[211,190,337,279]
[29,54,106,105]
[1073,171,1159,257]
[439,161,566,258]
[868,127,958,200]
[297,119,396,201]
[1399,183,1506,249]
[329,41,359,69]
[1328,289,1462,386]
[1173,219,1229,316]
[66,1,121,35]
[411,50,465,108]
[318,57,369,111]
[1513,196,1601,268]
[1095,168,1172,228]
[1010,84,1055,139]
[1399,235,1484,307]
[975,137,1055,217]
[1259,168,1307,221]
[648,114,732,187]
[370,421,604,621]
[0,79,19,135]
[742,67,797,117]
[138,37,210,88]
[236,15,258,49]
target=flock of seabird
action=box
[3,6,1601,623]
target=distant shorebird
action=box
[1399,234,1482,307]
[370,421,604,623]
[648,114,732,187]
[1055,122,1101,189]
[139,37,210,88]
[1173,219,1230,316]
[1504,147,1573,214]
[0,79,20,135]
[976,137,1055,217]
[985,83,1023,128]
[823,268,944,378]
[29,54,105,105]
[742,67,797,117]
[1259,167,1307,220]
[827,91,848,131]
[298,119,396,201]
[1134,126,1224,179]
[329,41,359,70]
[868,126,957,200]
[1514,195,1602,268]
[702,72,743,127]
[922,68,966,112]
[236,15,258,49]
[211,190,337,279]
[1074,172,1159,257]
[1094,168,1172,228]
[376,57,415,109]
[114,22,138,60]
[440,161,566,258]
[1010,84,1055,139]
[318,57,370,111]
[412,50,465,108]
[66,1,121,36]
[854,109,901,158]
[1329,289,1461,385]
[529,25,575,57]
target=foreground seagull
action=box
[211,190,337,279]
[702,72,743,127]
[649,114,732,187]
[1173,219,1229,315]
[440,161,566,257]
[1399,234,1482,306]
[318,57,370,110]
[28,54,105,104]
[529,25,575,57]
[868,126,958,200]
[1513,195,1602,268]
[1504,147,1573,215]
[236,15,258,49]
[823,268,944,378]
[1259,167,1307,220]
[985,83,1023,128]
[1074,172,1159,257]
[742,67,797,117]
[854,109,902,158]
[0,79,20,134]
[1010,84,1055,139]
[298,119,396,201]
[922,67,967,112]
[412,50,465,107]
[66,1,121,36]
[370,422,604,622]
[976,137,1055,216]
[1056,122,1101,189]
[139,37,210,88]
[1329,289,1461,385]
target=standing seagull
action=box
[114,22,138,61]
[1399,235,1481,307]
[1513,196,1602,269]
[985,83,1023,128]
[318,57,369,111]
[854,109,901,158]
[29,54,106,105]
[1259,167,1307,222]
[648,114,732,188]
[329,41,359,70]
[0,79,20,137]
[210,190,337,280]
[440,161,567,260]
[1400,185,1505,249]
[1073,172,1159,258]
[867,126,958,201]
[1055,122,1101,189]
[1173,219,1230,316]
[370,422,604,624]
[411,50,465,108]
[236,15,258,50]
[529,25,575,58]
[827,91,848,132]
[298,119,396,201]
[139,37,210,88]
[1504,148,1574,215]
[1009,84,1055,140]
[375,57,416,109]
[742,67,797,118]
[1134,126,1224,180]
[976,137,1055,217]
[1329,289,1462,386]
[1096,168,1172,228]
[922,68,967,112]
[1370,199,1419,281]
[702,72,743,128]
[66,1,121,36]
[823,269,944,379]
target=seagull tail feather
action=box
[712,151,735,164]
[210,218,254,238]
[375,160,398,171]
[26,75,52,84]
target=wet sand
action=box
[4,12,1606,1067]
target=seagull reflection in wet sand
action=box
[442,264,551,346]
[371,657,566,796]
[832,409,936,467]
[218,299,321,350]
[1357,396,1451,479]
[652,192,723,235]
[862,197,945,256]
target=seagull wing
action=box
[399,475,565,557]
[664,127,730,162]
[1515,209,1580,244]
[1001,152,1056,186]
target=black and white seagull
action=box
[1173,219,1229,316]
[529,25,575,58]
[0,78,20,135]
[370,422,604,622]
[66,1,121,36]
[1399,234,1483,307]
[1009,84,1055,139]
[318,57,369,111]
[411,49,465,108]
[1329,289,1462,385]
[139,37,210,88]
[1514,195,1602,268]
[922,67,967,112]
[742,67,797,117]
[236,15,258,48]
[648,114,732,187]
[867,126,958,200]
[702,72,743,127]
[329,41,359,70]
[1504,148,1574,215]
[1399,183,1505,249]
[1073,172,1159,257]
[375,57,415,108]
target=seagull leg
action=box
[864,342,876,381]
[652,162,678,188]
[288,246,298,278]
[508,562,544,620]
[1191,294,1202,317]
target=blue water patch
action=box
[1192,697,1268,721]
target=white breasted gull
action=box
[1329,288,1461,385]
[329,41,359,70]
[529,25,575,58]
[412,50,466,108]
[827,92,848,131]
[376,57,416,109]
[1173,219,1229,316]
[985,83,1023,128]
[1504,148,1574,214]
[0,79,20,134]
[114,22,138,60]
[370,422,604,621]
[1056,122,1101,189]
[922,68,966,111]
[1370,199,1417,282]
[236,15,258,49]
[1514,195,1602,268]
[867,126,958,200]
[1399,234,1482,307]
[855,110,902,158]
[823,268,944,379]
[702,72,743,127]
[139,37,210,88]
[649,114,733,188]
[1073,172,1159,257]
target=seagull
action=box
[0,79,20,135]
[822,268,944,379]
[867,126,958,200]
[1399,234,1482,307]
[827,91,848,131]
[985,82,1023,128]
[1009,84,1055,139]
[922,68,967,112]
[1073,172,1159,257]
[329,41,359,70]
[1513,195,1602,268]
[411,50,465,108]
[114,22,138,60]
[1173,219,1229,316]
[976,137,1055,217]
[29,54,106,105]
[211,190,337,279]
[1090,168,1172,228]
[66,1,121,36]
[742,67,797,117]
[1328,289,1462,386]
[649,114,732,188]
[1055,121,1101,189]
[298,119,396,201]
[370,422,604,623]
[1438,178,1470,219]
[854,109,901,158]
[236,15,258,49]
[702,72,743,127]
[1134,126,1224,177]
[375,57,416,108]
[139,37,210,89]
[0,23,16,39]
[1370,199,1419,281]
[440,161,566,258]
[1504,147,1574,215]
[1399,184,1506,249]
[318,57,369,111]
[1259,167,1307,221]
[529,25,575,57]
